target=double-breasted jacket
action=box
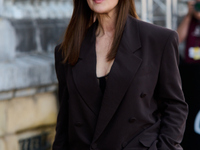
[53,15,188,150]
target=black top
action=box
[97,74,109,94]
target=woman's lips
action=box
[93,0,104,4]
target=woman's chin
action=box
[92,8,109,14]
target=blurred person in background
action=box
[178,0,200,149]
[53,0,188,149]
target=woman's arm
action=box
[52,45,69,150]
[177,1,194,43]
[156,31,188,150]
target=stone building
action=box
[0,0,72,149]
[0,0,188,150]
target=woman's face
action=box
[87,0,119,14]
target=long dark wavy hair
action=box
[60,0,139,65]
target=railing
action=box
[140,0,178,30]
[0,0,73,19]
[0,0,189,27]
[19,133,51,150]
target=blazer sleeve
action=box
[52,45,69,150]
[156,31,188,150]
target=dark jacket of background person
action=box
[53,15,188,150]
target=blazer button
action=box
[75,122,83,127]
[129,117,136,123]
[140,93,147,98]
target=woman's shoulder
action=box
[128,15,178,41]
[54,44,64,63]
[55,44,61,54]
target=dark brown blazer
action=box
[53,15,188,150]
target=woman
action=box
[53,0,188,150]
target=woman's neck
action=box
[97,9,117,37]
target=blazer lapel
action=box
[92,15,142,142]
[72,21,103,116]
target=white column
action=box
[172,0,178,30]
[0,0,3,5]
[147,0,153,23]
[166,0,172,29]
[0,0,4,17]
[141,0,147,21]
